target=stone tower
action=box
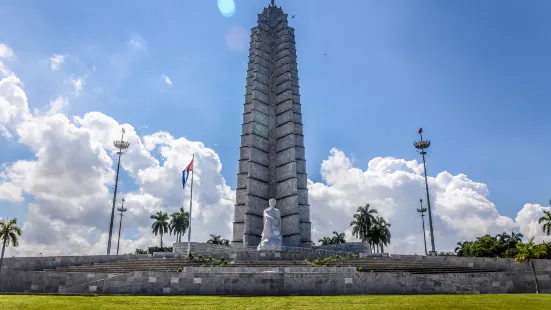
[232,3,311,248]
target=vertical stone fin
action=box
[232,4,311,248]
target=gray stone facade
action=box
[389,254,551,273]
[315,242,371,254]
[172,242,359,262]
[233,4,311,248]
[0,254,150,272]
[173,242,368,256]
[1,254,551,295]
[2,268,550,295]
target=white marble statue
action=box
[257,198,283,251]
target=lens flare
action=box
[225,26,249,52]
[217,0,236,18]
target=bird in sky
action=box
[292,15,295,19]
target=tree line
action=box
[451,209,551,259]
[318,204,391,253]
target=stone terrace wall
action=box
[58,269,551,295]
[314,242,370,254]
[0,271,113,293]
[173,242,232,254]
[423,271,551,294]
[175,242,369,255]
[2,267,550,294]
[173,242,358,260]
[0,254,151,272]
[390,255,551,272]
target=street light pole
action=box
[107,128,130,255]
[414,128,436,255]
[416,199,428,256]
[116,198,128,256]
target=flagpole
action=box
[186,154,195,258]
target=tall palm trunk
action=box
[160,233,163,248]
[380,244,384,253]
[531,261,540,294]
[0,239,6,273]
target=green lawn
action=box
[0,294,549,309]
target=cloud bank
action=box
[0,41,549,257]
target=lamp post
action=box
[414,128,436,255]
[116,198,128,256]
[416,199,428,256]
[107,128,130,255]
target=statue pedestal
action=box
[256,249,287,261]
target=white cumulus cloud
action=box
[47,96,69,115]
[0,41,549,258]
[0,43,14,58]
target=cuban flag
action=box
[182,159,194,189]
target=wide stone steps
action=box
[44,257,500,275]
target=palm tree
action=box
[375,217,391,253]
[350,204,378,249]
[537,210,551,236]
[515,237,547,294]
[318,236,333,245]
[496,232,511,244]
[150,211,169,248]
[454,241,471,257]
[0,218,22,272]
[331,231,346,244]
[169,208,190,243]
[510,232,524,243]
[169,212,180,242]
[368,224,382,253]
[207,234,222,245]
[206,234,230,246]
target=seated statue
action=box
[257,198,283,251]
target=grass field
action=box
[0,294,550,310]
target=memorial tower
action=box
[232,1,311,248]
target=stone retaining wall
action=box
[2,267,550,295]
[0,271,113,293]
[315,242,370,254]
[174,242,369,256]
[51,269,549,295]
[390,255,551,272]
[173,242,231,254]
[0,254,151,272]
[173,243,356,261]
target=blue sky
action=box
[1,0,550,225]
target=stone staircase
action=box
[45,256,502,275]
[335,259,493,274]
